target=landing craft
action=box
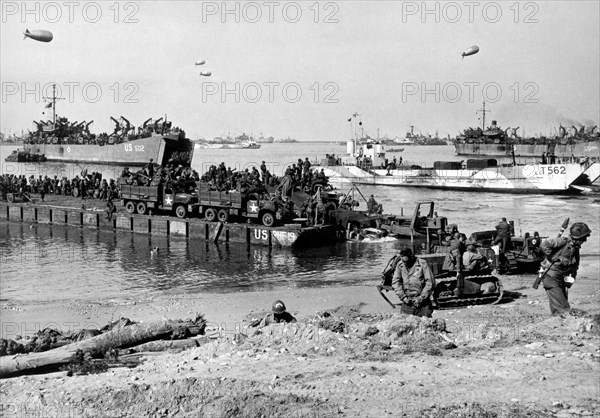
[23,29,53,43]
[461,45,479,59]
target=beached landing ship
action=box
[14,86,194,167]
[316,141,600,195]
[22,115,194,167]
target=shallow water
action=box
[1,143,598,303]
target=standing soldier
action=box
[493,217,512,253]
[392,248,436,318]
[538,222,591,316]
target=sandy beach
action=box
[1,259,599,417]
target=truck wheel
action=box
[217,209,229,223]
[175,204,187,219]
[125,201,136,214]
[137,202,147,215]
[261,211,275,227]
[205,208,217,222]
[7,193,14,203]
[72,188,79,197]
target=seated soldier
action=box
[462,244,490,272]
[367,194,383,215]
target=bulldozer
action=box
[377,247,503,309]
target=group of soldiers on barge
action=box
[0,172,119,202]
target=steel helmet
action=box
[570,222,592,239]
[272,300,287,314]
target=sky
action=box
[1,0,599,141]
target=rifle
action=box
[532,217,569,289]
[376,284,396,308]
[377,255,401,308]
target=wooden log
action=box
[0,317,205,378]
[120,338,201,354]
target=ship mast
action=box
[476,101,490,131]
[348,112,361,156]
[43,84,64,127]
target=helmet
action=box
[570,222,591,239]
[399,248,413,258]
[272,300,286,314]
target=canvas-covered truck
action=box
[120,182,198,218]
[195,182,290,226]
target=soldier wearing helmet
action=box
[539,222,591,316]
[392,247,435,318]
[257,300,297,327]
[493,217,512,253]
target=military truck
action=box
[195,182,290,226]
[120,181,198,218]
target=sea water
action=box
[1,143,598,304]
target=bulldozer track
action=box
[435,274,504,308]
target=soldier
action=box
[392,248,435,318]
[315,198,327,225]
[462,244,490,272]
[367,194,383,215]
[443,232,466,271]
[299,195,314,223]
[145,159,155,178]
[258,300,297,327]
[105,199,116,221]
[493,217,512,253]
[539,222,591,316]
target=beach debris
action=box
[0,315,206,378]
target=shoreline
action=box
[1,262,599,417]
[3,259,599,338]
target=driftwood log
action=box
[120,338,202,354]
[0,317,205,378]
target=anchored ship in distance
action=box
[194,133,261,150]
[454,102,600,159]
[11,85,194,167]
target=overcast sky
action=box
[1,1,598,140]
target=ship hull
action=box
[321,162,600,195]
[195,143,260,150]
[455,141,600,159]
[22,135,186,166]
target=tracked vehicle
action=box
[377,248,503,309]
[468,228,545,274]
